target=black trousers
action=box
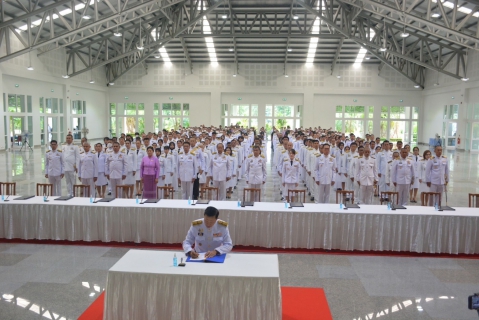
[192,174,200,200]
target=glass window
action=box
[39,98,44,113]
[335,120,343,132]
[380,121,388,139]
[138,117,145,133]
[251,105,259,117]
[162,103,172,116]
[251,118,258,128]
[8,94,16,112]
[125,103,136,116]
[344,120,364,137]
[368,106,374,118]
[221,104,228,116]
[231,105,250,117]
[381,106,388,119]
[138,103,145,116]
[110,103,116,115]
[265,105,273,117]
[81,101,84,114]
[335,106,343,118]
[2,93,5,112]
[448,105,459,120]
[153,103,159,116]
[411,121,418,145]
[183,117,190,128]
[367,120,373,134]
[345,106,364,118]
[412,107,419,119]
[274,105,293,117]
[474,104,479,120]
[172,103,181,116]
[183,104,190,116]
[27,96,32,113]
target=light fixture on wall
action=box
[238,97,242,100]
[114,25,122,37]
[282,98,287,101]
[137,19,144,50]
[27,50,34,70]
[15,84,19,88]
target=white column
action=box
[0,68,4,150]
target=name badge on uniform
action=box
[198,228,204,236]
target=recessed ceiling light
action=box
[89,79,95,84]
[293,15,299,20]
[137,45,144,50]
[284,74,289,77]
[380,47,387,52]
[222,14,228,19]
[336,75,341,79]
[62,75,70,78]
[27,66,34,71]
[229,48,234,52]
[287,47,292,52]
[114,32,122,37]
[461,77,469,81]
[431,13,441,18]
[109,82,114,86]
[154,55,161,58]
[233,74,237,77]
[83,15,91,20]
[401,32,409,38]
[365,56,371,60]
[414,85,420,88]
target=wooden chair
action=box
[0,182,16,196]
[157,186,174,199]
[288,189,306,202]
[36,183,53,196]
[421,192,441,206]
[73,184,90,197]
[115,185,131,199]
[469,193,479,208]
[243,188,261,202]
[380,191,399,205]
[199,187,219,200]
[335,190,354,204]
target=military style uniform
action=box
[105,150,127,197]
[245,154,267,192]
[282,157,301,201]
[45,149,64,196]
[315,154,336,203]
[78,150,98,197]
[183,218,233,255]
[426,155,449,205]
[178,150,198,200]
[62,143,80,196]
[391,156,415,206]
[355,156,378,204]
[207,152,231,201]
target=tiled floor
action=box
[0,244,478,320]
[1,142,478,319]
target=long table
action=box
[1,197,478,254]
[104,250,281,320]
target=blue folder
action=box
[186,253,226,263]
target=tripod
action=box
[20,135,33,152]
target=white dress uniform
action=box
[45,149,64,196]
[391,157,415,206]
[124,148,137,185]
[207,152,231,201]
[349,154,360,203]
[282,158,301,200]
[78,150,98,197]
[95,151,108,186]
[425,155,449,205]
[62,143,80,196]
[134,147,147,181]
[418,159,430,195]
[245,154,267,195]
[178,150,198,200]
[158,153,172,188]
[105,150,128,198]
[165,153,175,185]
[315,154,336,203]
[183,218,233,255]
[336,151,347,185]
[226,153,237,190]
[199,151,210,184]
[410,154,422,189]
[376,150,392,198]
[355,156,378,204]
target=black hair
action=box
[51,140,57,144]
[147,146,154,152]
[204,206,219,219]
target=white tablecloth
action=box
[103,250,281,320]
[1,197,479,254]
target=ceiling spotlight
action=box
[380,47,387,52]
[431,13,441,18]
[293,15,299,20]
[336,75,341,79]
[461,77,469,81]
[414,85,420,88]
[287,47,293,52]
[401,32,409,38]
[89,79,95,84]
[284,74,289,78]
[83,15,92,20]
[154,55,161,59]
[233,74,237,77]
[114,31,122,37]
[137,44,144,50]
[365,56,371,60]
[222,14,228,19]
[27,66,34,71]
[62,75,70,78]
[109,82,114,86]
[229,47,234,52]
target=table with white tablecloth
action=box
[1,197,478,254]
[103,250,281,320]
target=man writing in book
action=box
[183,206,233,258]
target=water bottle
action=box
[173,253,178,267]
[188,197,191,205]
[435,202,438,211]
[89,195,93,203]
[237,198,241,207]
[340,202,343,209]
[43,195,47,202]
[387,202,391,210]
[284,201,288,208]
[136,195,139,204]
[1,194,3,201]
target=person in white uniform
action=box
[425,146,449,206]
[315,144,336,203]
[391,148,415,206]
[105,142,127,198]
[62,134,80,197]
[94,143,108,198]
[245,146,267,200]
[183,206,233,258]
[124,140,137,198]
[418,150,431,198]
[134,139,147,196]
[409,146,422,203]
[355,148,378,204]
[178,141,198,200]
[282,149,301,202]
[207,143,231,201]
[44,140,64,196]
[77,142,98,197]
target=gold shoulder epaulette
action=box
[282,150,286,153]
[46,150,51,153]
[80,151,84,154]
[248,154,253,158]
[284,158,288,161]
[191,152,196,156]
[330,155,335,158]
[192,219,203,226]
[121,149,126,153]
[442,155,446,158]
[57,149,62,152]
[388,160,392,163]
[261,154,265,158]
[217,220,228,227]
[295,157,299,161]
[92,151,96,154]
[359,156,363,158]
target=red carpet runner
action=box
[78,287,332,320]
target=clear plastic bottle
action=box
[237,199,241,207]
[136,195,139,204]
[188,196,191,205]
[1,194,4,201]
[90,195,93,203]
[173,253,178,267]
[340,202,343,209]
[387,202,391,210]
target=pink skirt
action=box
[143,174,157,198]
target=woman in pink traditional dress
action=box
[140,146,160,198]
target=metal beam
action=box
[180,37,193,74]
[331,38,344,75]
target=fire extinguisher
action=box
[457,135,461,145]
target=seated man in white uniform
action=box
[183,206,233,259]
